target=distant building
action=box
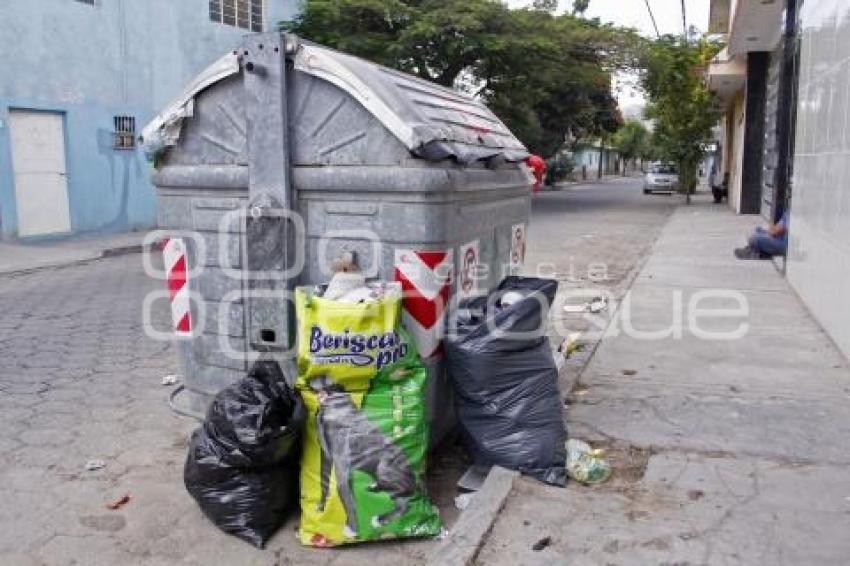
[707,0,850,358]
[707,0,798,220]
[0,0,295,239]
[569,141,622,181]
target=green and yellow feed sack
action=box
[294,286,442,546]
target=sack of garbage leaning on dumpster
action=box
[184,360,305,548]
[445,276,568,486]
[294,278,442,547]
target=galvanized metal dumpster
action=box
[143,33,531,441]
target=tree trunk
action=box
[680,157,698,205]
[597,142,604,179]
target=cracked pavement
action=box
[478,189,850,564]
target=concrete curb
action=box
[100,244,145,258]
[1,243,147,277]
[565,200,684,389]
[427,466,519,566]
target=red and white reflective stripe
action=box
[394,249,453,358]
[163,237,192,335]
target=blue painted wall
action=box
[0,0,296,239]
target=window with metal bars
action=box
[209,0,264,32]
[113,116,136,150]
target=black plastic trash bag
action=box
[445,276,567,486]
[184,360,305,547]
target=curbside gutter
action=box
[0,242,148,277]
[427,466,520,566]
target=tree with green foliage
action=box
[281,0,640,156]
[612,119,650,175]
[571,0,590,15]
[545,151,575,185]
[640,35,720,201]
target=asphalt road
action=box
[525,175,679,289]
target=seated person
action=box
[734,210,789,259]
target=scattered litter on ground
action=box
[566,332,583,353]
[588,297,608,313]
[553,350,565,372]
[523,520,531,526]
[556,332,584,362]
[566,439,611,485]
[457,465,491,492]
[105,494,131,510]
[729,385,741,393]
[437,528,451,541]
[454,492,475,511]
[562,304,586,313]
[687,489,705,501]
[84,459,106,471]
[532,536,552,551]
[573,385,589,396]
[562,297,608,314]
[161,374,179,386]
[621,369,638,376]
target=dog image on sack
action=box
[310,371,421,537]
[294,285,442,546]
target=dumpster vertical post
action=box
[241,33,296,356]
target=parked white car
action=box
[643,163,679,194]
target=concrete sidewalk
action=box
[478,196,850,564]
[0,232,147,275]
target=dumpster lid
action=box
[140,52,240,158]
[142,39,528,163]
[293,43,528,163]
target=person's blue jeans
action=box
[749,227,786,256]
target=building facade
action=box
[570,142,622,181]
[0,0,295,239]
[708,0,850,358]
[786,0,850,358]
[708,0,790,217]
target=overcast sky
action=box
[507,0,711,107]
[583,0,710,37]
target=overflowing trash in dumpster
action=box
[180,274,575,547]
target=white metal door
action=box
[9,110,71,237]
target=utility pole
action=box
[643,0,660,38]
[681,0,690,204]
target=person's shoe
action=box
[734,246,761,259]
